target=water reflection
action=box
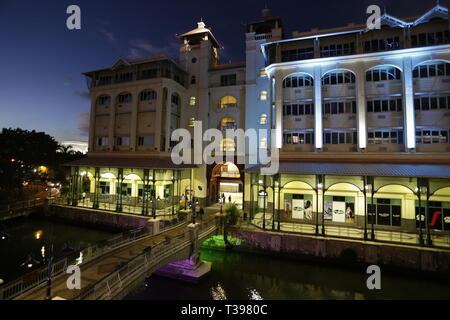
[125,248,450,300]
[210,282,227,300]
[0,217,115,282]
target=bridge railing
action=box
[0,215,189,300]
[76,219,218,300]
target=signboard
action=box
[292,199,304,220]
[332,201,346,223]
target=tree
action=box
[223,202,242,249]
[0,128,85,202]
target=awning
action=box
[245,162,450,178]
[65,156,197,170]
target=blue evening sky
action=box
[0,0,436,142]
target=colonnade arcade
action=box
[247,172,450,245]
[67,167,193,217]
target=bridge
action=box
[0,214,219,300]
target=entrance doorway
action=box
[209,162,243,208]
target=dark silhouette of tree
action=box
[0,128,85,202]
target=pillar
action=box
[356,64,367,150]
[314,66,323,149]
[402,57,416,150]
[116,168,124,212]
[93,168,100,209]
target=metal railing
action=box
[250,217,450,250]
[77,218,217,300]
[0,215,189,300]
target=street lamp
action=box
[220,196,223,214]
[419,185,432,246]
[416,187,424,245]
[316,180,323,235]
[171,175,175,215]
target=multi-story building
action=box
[67,4,450,245]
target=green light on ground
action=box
[201,235,241,250]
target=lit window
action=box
[260,91,268,101]
[221,139,236,152]
[259,69,267,77]
[260,137,267,149]
[188,117,196,127]
[189,97,196,106]
[220,96,237,109]
[259,114,268,125]
[220,118,237,130]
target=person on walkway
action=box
[199,207,204,220]
[228,195,232,203]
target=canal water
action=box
[0,214,115,283]
[125,249,450,300]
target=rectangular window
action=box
[220,74,237,86]
[116,136,130,146]
[138,136,155,146]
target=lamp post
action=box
[316,176,323,235]
[422,185,432,246]
[220,196,223,214]
[416,187,424,246]
[171,175,175,215]
[318,179,325,236]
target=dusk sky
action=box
[0,0,438,143]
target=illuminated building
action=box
[66,4,450,245]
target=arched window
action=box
[413,61,450,78]
[118,93,132,103]
[220,96,237,109]
[283,74,314,88]
[322,71,355,85]
[140,90,157,101]
[98,95,111,105]
[220,118,236,130]
[366,66,401,82]
[259,114,268,125]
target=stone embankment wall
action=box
[232,228,450,277]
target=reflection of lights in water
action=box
[34,230,43,240]
[41,246,46,258]
[210,283,227,300]
[248,288,263,300]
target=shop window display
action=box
[415,201,450,231]
[368,198,401,226]
[323,196,355,223]
[284,194,313,221]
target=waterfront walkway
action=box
[14,217,217,300]
[250,214,450,249]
